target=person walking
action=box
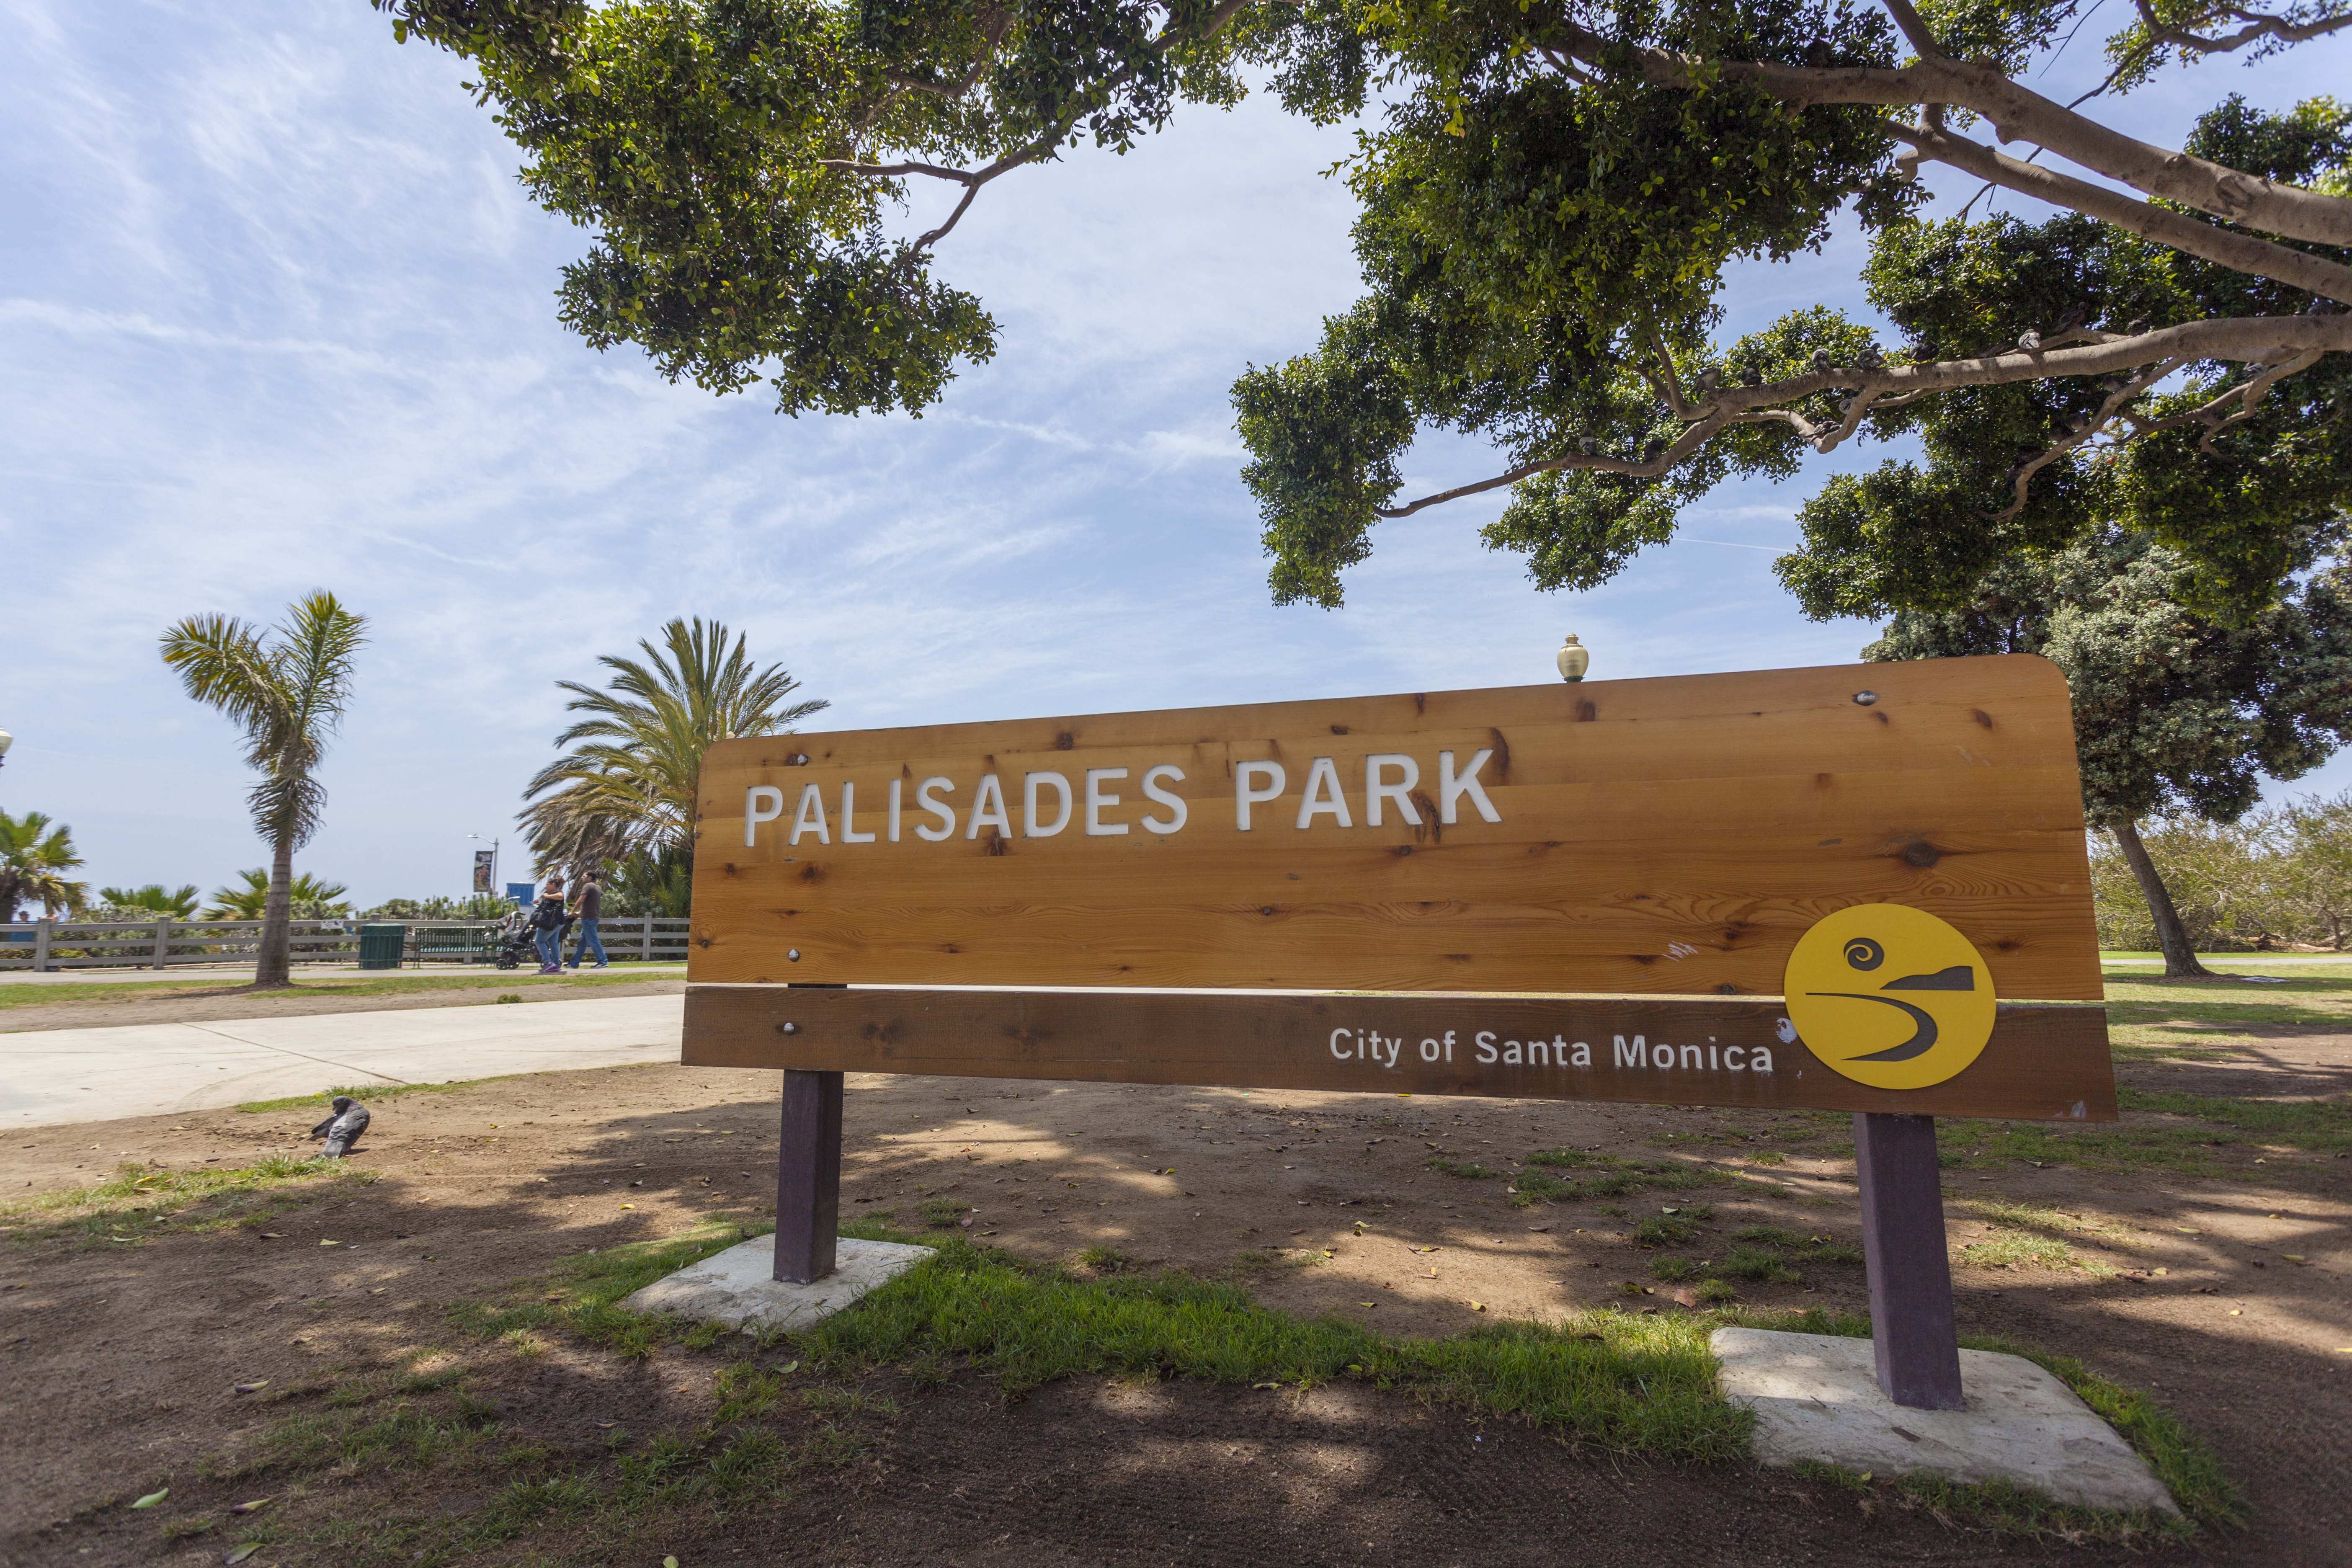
[530,875,567,975]
[567,871,608,970]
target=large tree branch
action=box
[1887,120,2352,302]
[1371,314,2350,519]
[1874,0,1952,58]
[822,0,1260,258]
[1554,25,2352,248]
[2128,0,2352,57]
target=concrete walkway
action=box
[1,994,686,1127]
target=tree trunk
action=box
[2112,821,2211,979]
[257,833,294,988]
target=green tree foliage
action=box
[357,893,517,921]
[1782,96,2352,624]
[604,844,696,918]
[161,591,369,986]
[2089,795,2352,951]
[0,810,89,922]
[522,617,828,882]
[372,0,2352,614]
[1865,523,2352,970]
[98,884,202,919]
[203,869,354,922]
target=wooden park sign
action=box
[681,653,2110,1408]
[683,654,2108,1120]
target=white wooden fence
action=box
[0,917,691,971]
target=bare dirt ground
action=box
[2,1006,2347,1566]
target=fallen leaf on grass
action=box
[619,1204,635,1210]
[229,1498,271,1515]
[258,1233,284,1240]
[1251,1381,1282,1390]
[2282,1253,2308,1263]
[1467,1301,1486,1312]
[665,1558,680,1568]
[1527,1225,1552,1233]
[224,1545,260,1565]
[130,1489,168,1509]
[232,1380,269,1394]
[318,1240,339,1247]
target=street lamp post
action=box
[0,726,14,769]
[1555,634,1591,683]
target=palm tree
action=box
[161,591,367,986]
[521,618,827,882]
[202,869,351,921]
[0,810,89,922]
[100,883,202,919]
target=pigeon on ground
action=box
[310,1096,370,1158]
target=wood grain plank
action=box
[682,986,2114,1121]
[690,656,2102,998]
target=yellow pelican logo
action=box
[1783,904,1996,1090]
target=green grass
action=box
[0,1156,378,1248]
[199,1347,863,1568]
[236,1074,549,1114]
[1934,1087,2351,1179]
[141,1223,2227,1560]
[795,1234,1750,1458]
[1424,1156,1506,1179]
[1729,1225,1865,1265]
[0,968,681,1013]
[1513,1148,1722,1205]
[2110,1042,2258,1063]
[451,1217,1746,1457]
[2116,1086,2352,1153]
[1633,1205,1712,1246]
[452,1216,773,1359]
[1952,1199,2129,1275]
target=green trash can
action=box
[358,923,406,971]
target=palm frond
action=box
[161,596,367,855]
[521,617,827,876]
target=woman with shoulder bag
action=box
[531,876,568,975]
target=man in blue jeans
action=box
[568,872,608,970]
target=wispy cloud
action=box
[5,0,2346,898]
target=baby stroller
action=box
[490,910,540,970]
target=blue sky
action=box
[3,0,2344,906]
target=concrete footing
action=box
[620,1235,934,1333]
[1712,1327,2178,1514]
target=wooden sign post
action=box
[683,655,2108,1408]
